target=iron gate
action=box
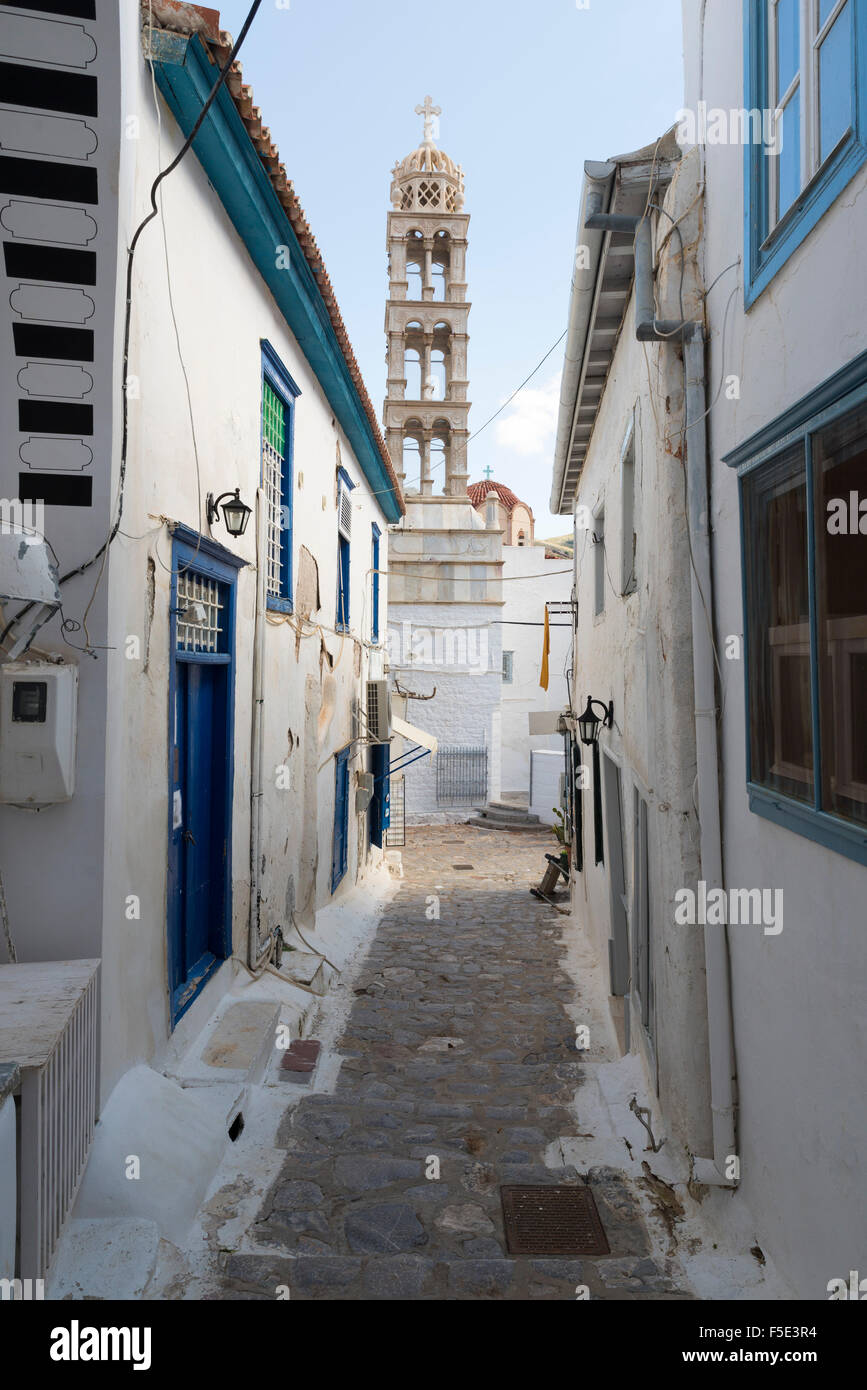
[436,745,488,804]
[386,775,405,847]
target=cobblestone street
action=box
[214,827,693,1301]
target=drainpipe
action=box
[248,487,268,969]
[589,209,738,1186]
[682,324,737,1188]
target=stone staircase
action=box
[466,799,543,832]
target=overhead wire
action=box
[0,0,263,656]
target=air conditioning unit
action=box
[355,771,374,814]
[337,482,353,541]
[367,679,391,742]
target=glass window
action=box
[747,0,863,299]
[371,527,381,643]
[776,0,800,93]
[593,510,605,617]
[814,402,867,827]
[739,387,867,858]
[744,445,813,803]
[262,377,291,606]
[818,2,853,163]
[502,651,514,683]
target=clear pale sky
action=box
[215,0,685,537]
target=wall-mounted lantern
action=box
[578,696,614,746]
[206,488,252,538]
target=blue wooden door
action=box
[332,749,350,891]
[183,663,228,974]
[369,742,390,848]
[169,659,230,1019]
[167,540,238,1026]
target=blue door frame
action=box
[167,528,245,1026]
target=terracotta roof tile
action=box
[467,480,526,512]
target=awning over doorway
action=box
[391,714,438,755]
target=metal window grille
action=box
[436,746,488,804]
[262,380,286,598]
[386,774,405,847]
[13,961,100,1280]
[176,571,225,653]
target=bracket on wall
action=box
[394,678,437,701]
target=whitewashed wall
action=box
[499,546,573,796]
[568,255,712,1156]
[681,0,867,1299]
[388,599,502,822]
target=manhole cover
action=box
[500,1185,610,1256]
[452,864,474,870]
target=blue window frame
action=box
[371,524,381,643]
[336,466,355,634]
[332,747,351,891]
[725,347,867,866]
[744,0,866,305]
[261,341,300,614]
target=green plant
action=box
[551,807,567,847]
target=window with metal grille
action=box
[262,380,288,603]
[260,342,300,613]
[336,467,355,633]
[176,570,227,653]
[371,525,381,642]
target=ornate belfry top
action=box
[390,95,466,212]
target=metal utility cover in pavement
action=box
[500,1185,611,1256]
[452,864,474,870]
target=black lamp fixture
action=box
[578,696,614,747]
[207,488,252,538]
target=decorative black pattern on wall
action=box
[0,0,113,517]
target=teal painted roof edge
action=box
[149,28,402,523]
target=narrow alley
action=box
[204,828,694,1301]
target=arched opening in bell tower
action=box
[431,230,450,302]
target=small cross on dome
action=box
[483,465,495,481]
[415,95,442,145]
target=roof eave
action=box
[550,134,681,516]
[146,23,404,521]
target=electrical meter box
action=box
[0,661,78,806]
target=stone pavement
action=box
[215,827,692,1300]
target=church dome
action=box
[391,97,465,213]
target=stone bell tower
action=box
[384,102,504,824]
[384,97,470,497]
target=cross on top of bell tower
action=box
[415,95,441,146]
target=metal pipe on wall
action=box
[248,488,268,970]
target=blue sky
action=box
[217,0,684,536]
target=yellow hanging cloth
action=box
[540,604,550,691]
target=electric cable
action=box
[0,1,263,654]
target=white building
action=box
[0,0,402,1281]
[550,0,867,1299]
[468,481,574,801]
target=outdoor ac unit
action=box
[355,771,374,814]
[337,483,353,541]
[367,679,391,742]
